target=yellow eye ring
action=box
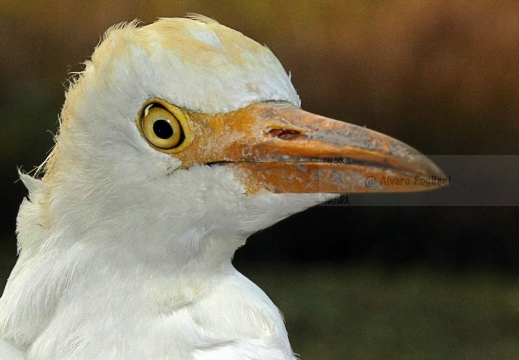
[138,99,194,153]
[142,105,183,149]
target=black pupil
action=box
[153,120,173,139]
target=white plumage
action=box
[0,15,444,359]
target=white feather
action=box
[0,16,322,359]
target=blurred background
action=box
[1,0,518,358]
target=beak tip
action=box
[412,156,449,190]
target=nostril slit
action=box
[268,128,300,140]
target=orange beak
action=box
[175,101,446,194]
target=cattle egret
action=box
[0,15,445,360]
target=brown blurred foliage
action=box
[1,0,518,155]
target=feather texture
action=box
[0,16,323,359]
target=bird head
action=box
[26,16,444,270]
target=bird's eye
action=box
[141,105,185,149]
